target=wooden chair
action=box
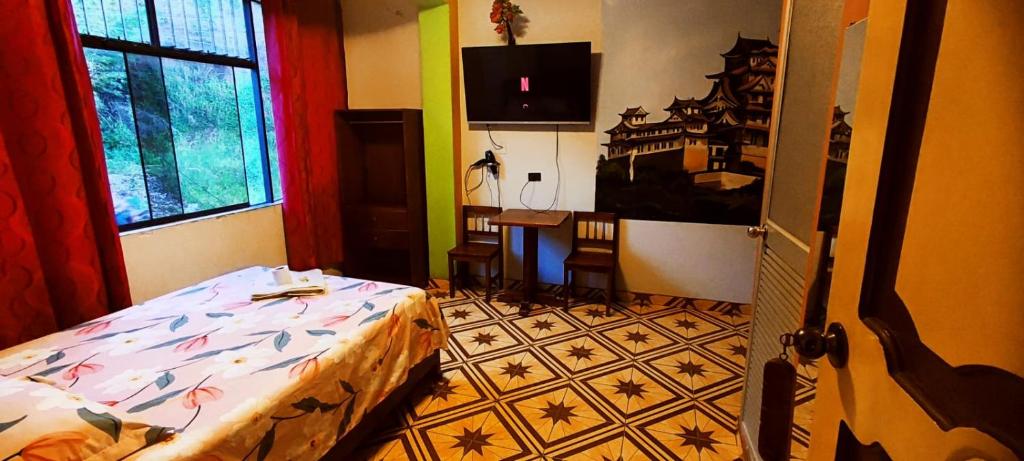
[563,212,619,313]
[447,206,504,301]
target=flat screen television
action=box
[462,42,591,124]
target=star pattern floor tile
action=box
[353,280,816,460]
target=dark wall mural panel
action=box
[595,0,783,225]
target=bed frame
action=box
[321,350,442,459]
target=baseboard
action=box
[739,422,760,461]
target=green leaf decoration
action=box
[273,331,291,352]
[305,329,335,336]
[413,319,437,331]
[45,350,66,364]
[144,334,199,351]
[338,282,363,291]
[339,380,355,394]
[205,312,233,318]
[170,315,189,332]
[34,363,70,377]
[155,372,175,390]
[128,388,187,414]
[254,354,309,373]
[291,397,322,413]
[144,426,174,446]
[174,286,209,297]
[185,341,258,361]
[0,415,26,434]
[361,301,375,311]
[247,330,280,336]
[257,426,276,461]
[145,315,180,322]
[77,407,123,442]
[259,298,291,310]
[337,398,356,439]
[359,310,388,326]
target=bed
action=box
[0,266,449,460]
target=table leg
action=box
[522,227,539,306]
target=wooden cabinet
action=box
[336,109,428,287]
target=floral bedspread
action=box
[0,267,450,460]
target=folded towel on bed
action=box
[251,268,328,300]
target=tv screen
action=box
[462,42,591,124]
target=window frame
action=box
[79,0,277,232]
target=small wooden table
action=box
[489,209,571,312]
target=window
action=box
[73,0,280,230]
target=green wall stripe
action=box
[419,4,456,279]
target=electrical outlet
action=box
[528,172,542,182]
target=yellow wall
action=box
[120,205,287,302]
[341,0,423,109]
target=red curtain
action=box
[0,0,132,349]
[262,0,348,271]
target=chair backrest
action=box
[572,211,618,254]
[463,205,503,245]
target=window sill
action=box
[119,202,283,237]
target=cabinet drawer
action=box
[358,229,410,250]
[348,206,408,231]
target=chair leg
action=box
[563,267,570,308]
[498,252,505,289]
[448,257,456,298]
[605,271,615,316]
[485,262,493,303]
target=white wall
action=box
[120,205,288,302]
[457,0,757,303]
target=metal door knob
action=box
[792,323,848,368]
[747,225,767,238]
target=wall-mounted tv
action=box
[462,42,591,124]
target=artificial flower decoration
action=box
[490,0,524,45]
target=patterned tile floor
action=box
[353,280,817,460]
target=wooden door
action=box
[807,0,1024,458]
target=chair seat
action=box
[448,243,500,260]
[564,251,615,271]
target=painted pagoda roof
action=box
[700,79,741,111]
[736,74,774,93]
[664,97,702,111]
[832,118,852,134]
[619,106,649,117]
[710,109,742,127]
[722,35,778,58]
[604,119,635,134]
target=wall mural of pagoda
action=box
[595,0,782,225]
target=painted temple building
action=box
[828,106,852,163]
[602,35,778,184]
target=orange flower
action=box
[289,357,319,380]
[387,312,402,337]
[417,330,433,353]
[183,386,224,409]
[174,335,209,353]
[18,431,89,461]
[62,363,103,381]
[75,320,111,336]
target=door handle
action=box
[747,225,768,238]
[792,322,848,368]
